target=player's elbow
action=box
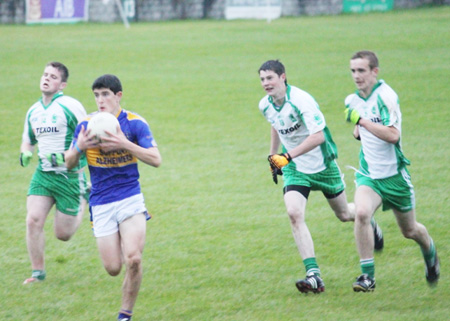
[64,153,77,170]
[152,156,162,168]
[387,133,400,144]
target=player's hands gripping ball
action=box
[345,108,361,125]
[20,151,33,167]
[46,153,65,167]
[268,153,292,169]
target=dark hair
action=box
[351,51,379,69]
[47,61,69,82]
[258,60,287,85]
[92,74,122,94]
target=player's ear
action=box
[372,67,379,77]
[59,82,67,91]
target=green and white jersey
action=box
[22,92,87,172]
[345,80,410,179]
[259,85,337,174]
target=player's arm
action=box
[270,127,281,154]
[358,118,399,144]
[286,130,325,159]
[268,130,325,170]
[100,127,162,167]
[353,125,360,140]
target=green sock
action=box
[303,257,320,276]
[31,270,46,281]
[421,237,436,264]
[360,258,375,278]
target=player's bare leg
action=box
[393,209,439,285]
[329,191,383,250]
[24,195,54,284]
[97,232,123,276]
[353,186,381,292]
[53,197,86,241]
[284,191,313,259]
[284,191,325,293]
[327,191,355,222]
[118,213,147,318]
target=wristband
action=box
[74,142,83,154]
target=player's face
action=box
[260,70,286,101]
[350,58,379,97]
[40,66,66,96]
[93,88,122,115]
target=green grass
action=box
[1,6,449,320]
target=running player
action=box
[258,60,383,293]
[345,50,439,292]
[20,61,88,285]
[65,74,161,321]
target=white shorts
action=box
[90,193,149,237]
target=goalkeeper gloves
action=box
[345,108,361,125]
[46,153,65,167]
[20,151,33,167]
[268,153,292,169]
[270,164,283,184]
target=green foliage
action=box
[1,7,449,320]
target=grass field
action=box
[1,6,449,321]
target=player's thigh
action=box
[54,209,79,236]
[392,208,418,235]
[119,213,147,257]
[96,232,122,272]
[283,190,308,221]
[26,195,54,225]
[327,191,351,219]
[354,185,382,218]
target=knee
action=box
[55,232,72,242]
[125,254,142,273]
[337,202,355,222]
[286,208,304,226]
[26,213,44,230]
[336,214,351,223]
[105,263,122,276]
[355,207,372,225]
[400,227,417,240]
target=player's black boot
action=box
[373,222,384,251]
[425,251,440,286]
[353,274,376,292]
[296,272,325,293]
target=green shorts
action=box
[356,167,415,212]
[28,170,88,216]
[282,160,345,196]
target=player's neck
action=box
[359,80,378,99]
[272,94,285,107]
[41,92,56,105]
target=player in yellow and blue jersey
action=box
[65,74,161,321]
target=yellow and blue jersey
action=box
[74,108,157,206]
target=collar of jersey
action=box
[355,80,384,101]
[269,84,291,112]
[40,91,64,109]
